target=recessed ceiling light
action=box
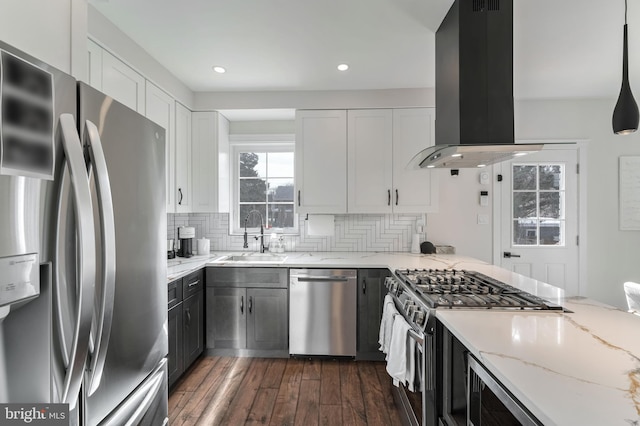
[514,152,528,157]
[451,153,463,158]
[213,66,226,74]
[477,164,486,168]
[426,165,435,169]
[337,64,349,71]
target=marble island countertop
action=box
[438,298,640,425]
[166,251,640,425]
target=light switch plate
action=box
[477,214,489,225]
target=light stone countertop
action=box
[166,251,640,425]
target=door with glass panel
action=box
[499,147,579,295]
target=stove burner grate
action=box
[394,268,562,310]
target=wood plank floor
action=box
[169,356,404,426]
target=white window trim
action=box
[229,134,297,235]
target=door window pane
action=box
[540,220,563,246]
[539,192,561,219]
[539,165,563,190]
[514,220,537,245]
[513,192,537,218]
[513,165,537,190]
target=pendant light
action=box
[613,0,639,135]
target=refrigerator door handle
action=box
[55,113,97,408]
[84,120,116,396]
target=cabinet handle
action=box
[298,190,301,207]
[188,280,200,288]
[186,308,191,325]
[395,189,399,206]
[387,190,391,206]
[249,296,253,314]
[178,188,183,205]
[240,296,244,314]
[362,278,367,294]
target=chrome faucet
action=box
[243,210,266,253]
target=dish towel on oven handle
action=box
[386,314,412,387]
[379,294,398,357]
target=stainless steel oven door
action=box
[467,355,542,426]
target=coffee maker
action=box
[177,226,195,258]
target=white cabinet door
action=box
[295,110,347,214]
[87,39,103,90]
[392,108,438,213]
[175,102,192,213]
[191,112,219,213]
[101,51,145,113]
[347,109,393,213]
[145,82,176,213]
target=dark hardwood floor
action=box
[169,356,404,425]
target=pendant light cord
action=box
[626,0,628,25]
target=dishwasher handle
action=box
[293,277,351,283]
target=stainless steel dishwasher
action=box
[289,269,357,357]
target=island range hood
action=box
[413,0,542,169]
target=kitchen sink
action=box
[213,253,288,264]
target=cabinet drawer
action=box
[183,269,204,299]
[168,279,183,309]
[206,267,287,288]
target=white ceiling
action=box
[90,0,634,100]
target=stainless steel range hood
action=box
[414,0,543,169]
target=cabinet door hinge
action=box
[576,235,579,246]
[576,163,580,174]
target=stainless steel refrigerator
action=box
[0,41,168,425]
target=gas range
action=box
[392,268,563,310]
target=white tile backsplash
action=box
[168,212,423,252]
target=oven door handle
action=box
[424,333,435,391]
[407,328,424,347]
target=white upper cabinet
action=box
[101,50,145,114]
[145,81,176,213]
[347,109,394,213]
[87,39,103,90]
[297,108,437,215]
[295,110,348,214]
[191,111,229,213]
[392,108,438,213]
[175,102,192,213]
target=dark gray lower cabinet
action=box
[168,269,204,388]
[183,289,204,366]
[206,267,288,356]
[247,288,287,350]
[207,287,246,349]
[356,268,389,361]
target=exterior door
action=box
[497,146,580,295]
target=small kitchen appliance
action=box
[167,239,175,259]
[177,226,195,258]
